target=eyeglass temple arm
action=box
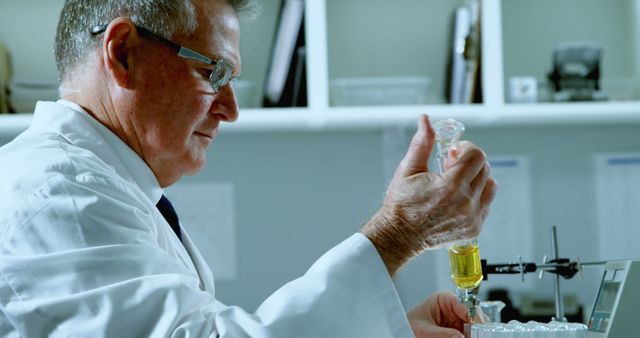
[177,48,214,65]
[91,24,215,66]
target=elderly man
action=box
[0,0,496,337]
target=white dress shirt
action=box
[0,100,413,337]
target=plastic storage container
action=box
[330,76,431,106]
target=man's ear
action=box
[101,18,141,88]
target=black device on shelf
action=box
[547,42,607,102]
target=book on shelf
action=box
[0,42,10,114]
[263,0,307,108]
[445,0,482,104]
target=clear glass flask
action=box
[433,118,482,320]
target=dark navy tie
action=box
[156,194,182,241]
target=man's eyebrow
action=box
[205,52,240,74]
[223,58,241,77]
[232,66,241,78]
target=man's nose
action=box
[210,83,239,122]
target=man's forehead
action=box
[192,0,240,36]
[179,2,241,70]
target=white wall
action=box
[0,0,65,81]
[633,0,640,75]
[326,0,464,101]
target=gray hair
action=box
[54,0,255,82]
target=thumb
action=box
[396,115,435,178]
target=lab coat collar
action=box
[31,100,164,205]
[180,230,216,292]
[32,100,214,292]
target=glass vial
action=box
[433,118,482,320]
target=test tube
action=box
[433,118,483,321]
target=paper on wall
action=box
[166,182,237,280]
[594,153,640,261]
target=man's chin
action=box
[184,156,206,176]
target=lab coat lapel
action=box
[180,229,216,294]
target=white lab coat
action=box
[0,101,414,337]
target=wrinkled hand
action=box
[407,291,488,338]
[361,115,496,275]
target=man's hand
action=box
[407,291,487,338]
[361,115,497,275]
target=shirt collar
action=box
[32,100,164,204]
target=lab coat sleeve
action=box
[214,233,415,338]
[0,173,414,337]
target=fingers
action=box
[444,141,497,202]
[409,291,467,338]
[444,141,487,187]
[470,178,497,237]
[438,143,495,242]
[470,162,490,195]
[437,291,470,323]
[480,176,497,203]
[396,115,435,178]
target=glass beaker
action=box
[479,300,505,323]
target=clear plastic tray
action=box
[465,321,587,338]
[330,76,431,106]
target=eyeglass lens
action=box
[211,61,233,92]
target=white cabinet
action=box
[1,0,639,135]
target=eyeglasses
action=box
[91,24,236,93]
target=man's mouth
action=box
[194,131,214,139]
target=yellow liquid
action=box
[448,242,483,290]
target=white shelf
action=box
[244,105,633,132]
[489,102,640,126]
[220,103,640,132]
[2,101,640,136]
[0,114,33,135]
